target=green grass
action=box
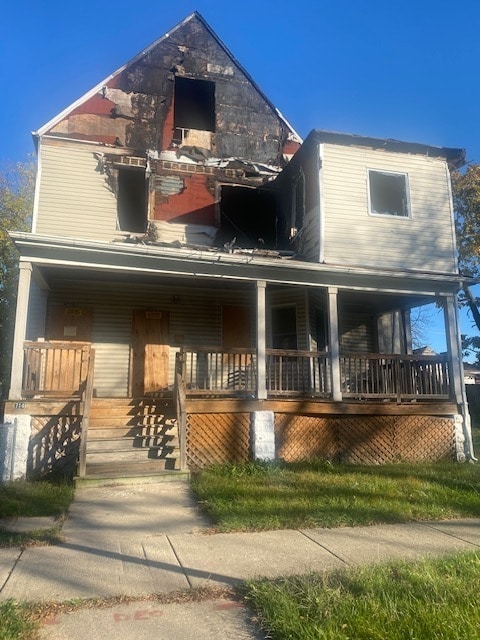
[0,480,74,519]
[245,552,480,639]
[0,602,37,640]
[191,460,480,531]
[0,480,74,548]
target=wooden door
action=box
[47,306,93,342]
[132,310,170,396]
[222,305,252,348]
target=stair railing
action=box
[78,348,96,477]
[174,351,187,471]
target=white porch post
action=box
[443,294,475,460]
[328,287,342,401]
[8,261,33,399]
[256,280,267,400]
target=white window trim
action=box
[367,168,411,219]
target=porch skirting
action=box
[186,412,457,469]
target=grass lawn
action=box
[191,460,480,531]
[0,480,74,548]
[245,551,480,640]
[0,602,37,640]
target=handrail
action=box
[78,348,95,477]
[174,351,187,471]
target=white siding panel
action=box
[322,144,457,273]
[35,140,119,241]
[48,279,256,397]
[26,280,48,340]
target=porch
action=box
[9,341,459,480]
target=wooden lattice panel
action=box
[29,415,82,478]
[336,416,396,464]
[275,414,337,462]
[186,413,250,469]
[394,416,455,462]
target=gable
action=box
[38,12,300,165]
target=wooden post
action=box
[9,262,32,399]
[174,351,187,471]
[256,280,267,400]
[328,287,342,401]
[78,348,95,478]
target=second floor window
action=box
[368,169,410,217]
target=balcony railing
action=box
[22,341,92,398]
[266,349,330,396]
[177,347,257,395]
[340,353,451,401]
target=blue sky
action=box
[2,0,480,353]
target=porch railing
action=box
[22,341,92,398]
[178,347,256,395]
[266,349,330,396]
[340,353,451,401]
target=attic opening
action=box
[174,77,215,139]
[217,186,277,249]
[117,168,148,233]
[368,169,409,217]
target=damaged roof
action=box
[33,11,302,148]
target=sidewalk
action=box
[1,481,480,639]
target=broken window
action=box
[271,306,298,349]
[174,77,215,138]
[218,185,277,249]
[368,170,409,217]
[117,168,148,233]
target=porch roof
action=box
[11,231,467,298]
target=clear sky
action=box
[2,0,480,353]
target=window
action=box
[368,170,409,217]
[117,168,147,232]
[271,306,297,349]
[174,77,215,132]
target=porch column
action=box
[328,287,342,401]
[443,294,475,460]
[8,261,33,399]
[256,280,267,400]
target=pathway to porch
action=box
[1,481,480,639]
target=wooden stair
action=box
[80,397,187,482]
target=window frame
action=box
[367,168,411,219]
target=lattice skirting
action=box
[275,414,455,464]
[28,415,82,479]
[186,413,251,469]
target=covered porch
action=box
[4,235,472,479]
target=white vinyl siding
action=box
[26,279,48,340]
[322,144,457,273]
[35,139,120,241]
[48,279,254,397]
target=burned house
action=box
[1,12,474,481]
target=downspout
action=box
[446,294,477,461]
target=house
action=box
[0,12,475,481]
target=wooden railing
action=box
[22,341,92,398]
[178,347,256,395]
[340,353,451,401]
[174,352,187,471]
[266,349,330,397]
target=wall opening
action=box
[174,77,215,134]
[117,168,147,233]
[218,186,277,249]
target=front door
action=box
[131,310,170,396]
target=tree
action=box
[0,160,35,400]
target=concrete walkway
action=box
[1,481,480,639]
